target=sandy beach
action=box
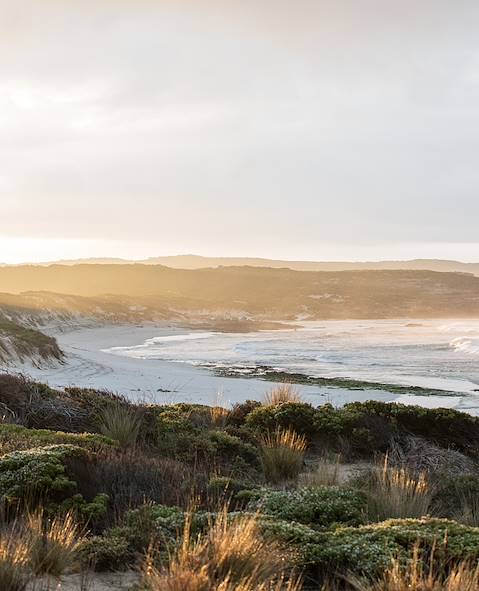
[16,322,478,414]
[19,323,403,408]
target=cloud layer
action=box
[1,1,479,260]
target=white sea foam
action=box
[101,319,479,393]
[450,336,479,356]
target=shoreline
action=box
[12,322,478,414]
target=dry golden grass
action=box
[260,429,307,484]
[0,523,31,591]
[365,456,432,521]
[28,510,84,576]
[300,454,342,487]
[262,384,302,406]
[349,544,479,591]
[210,392,230,428]
[143,507,300,591]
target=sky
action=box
[1,0,479,264]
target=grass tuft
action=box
[0,523,31,591]
[28,509,84,576]
[364,456,432,522]
[143,507,300,590]
[260,429,307,484]
[98,403,141,448]
[262,384,302,406]
[300,454,342,487]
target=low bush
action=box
[343,401,479,457]
[348,545,479,591]
[208,477,259,507]
[81,504,196,570]
[0,374,91,432]
[56,493,110,526]
[0,423,115,455]
[250,486,366,528]
[76,448,194,516]
[0,444,86,507]
[79,533,131,571]
[227,400,262,426]
[207,430,260,467]
[246,402,318,439]
[301,518,479,581]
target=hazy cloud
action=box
[1,0,479,260]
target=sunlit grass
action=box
[0,522,31,591]
[210,391,230,428]
[28,510,84,576]
[348,543,479,591]
[143,507,300,591]
[364,456,432,521]
[262,384,302,406]
[260,428,307,484]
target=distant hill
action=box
[0,265,479,320]
[6,255,479,276]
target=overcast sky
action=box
[1,0,479,263]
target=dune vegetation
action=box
[1,375,479,589]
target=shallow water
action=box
[104,319,479,394]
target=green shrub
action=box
[246,402,318,438]
[79,533,131,571]
[300,518,479,580]
[250,487,366,528]
[156,408,260,471]
[0,444,86,505]
[242,401,479,459]
[343,401,479,457]
[155,408,204,458]
[124,503,185,540]
[56,493,109,526]
[207,430,259,466]
[81,503,195,571]
[227,400,262,426]
[0,424,116,455]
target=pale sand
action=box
[22,324,401,408]
[20,323,479,413]
[27,571,139,590]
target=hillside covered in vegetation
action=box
[1,374,479,589]
[1,265,479,320]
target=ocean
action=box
[104,319,479,395]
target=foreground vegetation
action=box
[1,374,479,589]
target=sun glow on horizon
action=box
[1,236,479,266]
